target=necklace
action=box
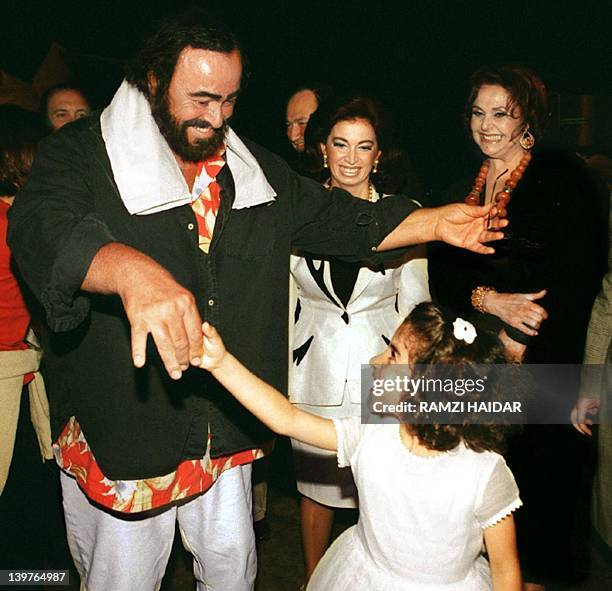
[368,183,378,202]
[325,180,378,202]
[464,152,532,217]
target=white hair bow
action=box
[452,318,477,344]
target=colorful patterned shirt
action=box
[54,417,269,513]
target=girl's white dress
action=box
[307,418,522,590]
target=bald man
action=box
[285,88,318,152]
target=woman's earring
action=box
[519,127,535,150]
[323,153,328,168]
[373,159,379,174]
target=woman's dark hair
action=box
[39,83,90,126]
[398,302,511,454]
[0,105,44,196]
[464,65,548,140]
[125,10,244,104]
[302,94,406,194]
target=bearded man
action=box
[8,13,504,591]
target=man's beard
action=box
[152,94,227,162]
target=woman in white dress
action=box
[288,95,430,579]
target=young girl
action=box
[200,302,522,590]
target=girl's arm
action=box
[200,322,337,451]
[484,515,522,591]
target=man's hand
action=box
[377,203,508,253]
[82,243,203,379]
[571,396,600,436]
[200,322,228,372]
[433,203,509,254]
[121,270,203,379]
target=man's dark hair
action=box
[125,11,243,102]
[39,83,91,128]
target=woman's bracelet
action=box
[471,286,496,313]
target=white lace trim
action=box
[332,418,351,468]
[482,497,523,529]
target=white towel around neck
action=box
[100,80,276,215]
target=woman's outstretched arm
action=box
[200,322,337,451]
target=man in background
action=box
[285,87,319,153]
[41,83,90,131]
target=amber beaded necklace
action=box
[464,152,532,217]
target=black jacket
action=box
[8,115,417,480]
[429,149,607,364]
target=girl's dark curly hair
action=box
[398,302,512,454]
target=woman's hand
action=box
[200,322,228,372]
[483,289,548,336]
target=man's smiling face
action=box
[152,46,242,162]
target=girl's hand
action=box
[200,322,227,371]
[483,289,548,336]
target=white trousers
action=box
[61,464,256,591]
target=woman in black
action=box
[429,66,607,590]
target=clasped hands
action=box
[119,263,232,378]
[120,267,205,380]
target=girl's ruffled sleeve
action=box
[475,455,523,529]
[331,417,364,468]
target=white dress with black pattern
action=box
[288,207,429,507]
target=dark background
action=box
[2,0,611,194]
